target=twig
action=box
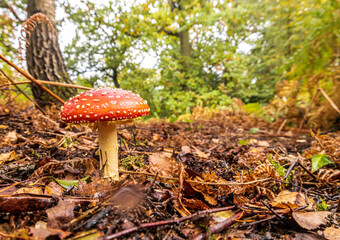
[192,211,245,240]
[284,156,299,180]
[101,205,236,240]
[318,88,340,114]
[244,215,277,226]
[277,119,287,135]
[260,200,284,222]
[119,169,272,186]
[4,80,93,90]
[297,159,317,180]
[0,53,64,104]
[0,69,46,115]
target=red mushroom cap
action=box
[60,88,150,123]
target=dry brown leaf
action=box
[44,181,65,197]
[149,152,177,176]
[14,187,44,195]
[292,211,331,230]
[323,227,340,240]
[77,178,112,199]
[258,141,270,147]
[0,150,16,163]
[271,190,316,210]
[182,198,210,210]
[2,130,18,143]
[46,200,75,228]
[193,146,209,159]
[181,145,191,154]
[29,222,71,240]
[85,158,99,175]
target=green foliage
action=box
[317,198,330,211]
[54,176,91,189]
[269,157,287,178]
[2,0,335,120]
[120,155,145,170]
[238,139,248,146]
[249,128,259,134]
[311,154,333,172]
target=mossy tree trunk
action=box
[26,0,75,107]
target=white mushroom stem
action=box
[98,122,118,179]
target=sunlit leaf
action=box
[55,176,91,189]
[311,154,333,172]
[249,128,259,134]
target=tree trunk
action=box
[179,30,191,57]
[26,0,75,106]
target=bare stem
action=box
[98,122,118,179]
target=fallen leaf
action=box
[44,181,65,196]
[292,211,331,230]
[77,177,112,199]
[0,194,55,213]
[46,200,75,228]
[258,140,270,147]
[181,145,191,154]
[14,187,44,195]
[183,198,209,210]
[0,151,16,163]
[311,154,333,172]
[193,146,209,159]
[271,190,316,210]
[29,224,71,240]
[149,152,177,176]
[2,130,18,143]
[323,227,340,240]
[213,210,235,223]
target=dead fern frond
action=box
[18,13,54,63]
[317,169,340,182]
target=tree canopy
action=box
[1,0,339,126]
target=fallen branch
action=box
[101,205,236,239]
[0,53,64,104]
[4,79,92,90]
[0,69,46,115]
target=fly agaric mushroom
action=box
[60,87,150,179]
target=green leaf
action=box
[238,139,248,146]
[55,176,91,189]
[249,128,259,134]
[311,154,333,172]
[317,198,330,211]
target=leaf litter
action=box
[0,105,339,239]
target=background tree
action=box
[26,0,75,106]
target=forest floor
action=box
[0,102,339,240]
